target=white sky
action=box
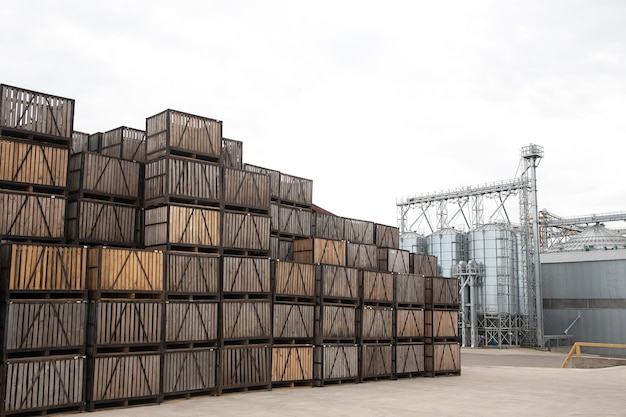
[2,1,625,228]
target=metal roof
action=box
[541,249,626,264]
[551,224,626,252]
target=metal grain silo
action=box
[427,228,468,278]
[399,231,428,254]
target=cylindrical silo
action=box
[399,231,428,254]
[427,228,468,278]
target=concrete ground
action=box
[75,348,625,417]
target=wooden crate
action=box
[316,304,356,341]
[412,253,438,276]
[378,248,410,274]
[162,348,217,395]
[221,211,270,252]
[317,264,359,301]
[90,352,161,403]
[4,300,86,351]
[314,344,358,383]
[144,204,220,249]
[272,345,313,384]
[311,212,343,240]
[222,256,271,294]
[71,130,89,154]
[270,236,293,261]
[221,138,243,169]
[273,303,315,340]
[272,260,316,299]
[68,152,141,200]
[424,342,461,376]
[396,308,425,340]
[360,306,393,340]
[223,167,270,210]
[4,355,84,413]
[395,273,425,307]
[425,309,459,341]
[278,173,313,206]
[88,300,162,347]
[219,345,271,390]
[375,223,399,249]
[66,199,137,246]
[222,300,271,341]
[343,217,374,245]
[273,204,312,237]
[146,109,222,162]
[165,252,219,295]
[243,164,280,199]
[360,344,393,380]
[361,271,394,304]
[293,238,345,266]
[0,243,86,292]
[88,132,103,152]
[101,126,146,163]
[144,156,221,207]
[0,138,68,189]
[165,301,218,344]
[0,84,74,139]
[0,190,65,240]
[396,343,425,376]
[345,242,377,271]
[87,247,163,293]
[425,276,459,308]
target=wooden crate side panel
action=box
[168,206,221,247]
[222,256,271,293]
[4,356,84,412]
[92,353,160,401]
[425,342,461,373]
[102,127,146,162]
[165,252,219,294]
[163,348,217,393]
[88,248,163,292]
[426,309,459,339]
[91,301,162,345]
[396,308,425,338]
[222,212,270,250]
[223,168,269,209]
[293,238,345,266]
[345,243,377,271]
[396,343,425,374]
[145,111,168,153]
[221,138,243,169]
[395,273,425,306]
[71,131,89,154]
[375,224,399,248]
[243,164,280,198]
[312,213,343,240]
[0,84,74,138]
[270,236,293,261]
[220,346,270,387]
[0,139,68,187]
[361,307,393,339]
[343,218,374,244]
[144,157,221,203]
[5,300,86,350]
[0,191,65,238]
[413,254,438,276]
[379,249,410,274]
[69,153,140,198]
[278,173,313,205]
[361,271,394,303]
[432,277,459,306]
[320,265,359,299]
[2,244,86,291]
[361,344,393,377]
[165,301,218,342]
[320,305,356,339]
[273,304,314,339]
[272,346,313,382]
[273,260,316,297]
[70,200,136,244]
[143,205,168,247]
[278,205,312,237]
[222,301,272,339]
[320,345,358,380]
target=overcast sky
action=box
[2,1,625,229]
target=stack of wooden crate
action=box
[0,243,88,415]
[86,246,163,410]
[418,254,461,377]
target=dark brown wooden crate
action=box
[273,303,315,340]
[222,300,271,340]
[223,167,270,210]
[221,211,270,252]
[101,126,146,163]
[396,343,425,375]
[343,217,374,245]
[90,352,161,402]
[270,236,293,261]
[314,344,358,383]
[360,306,393,340]
[222,256,271,294]
[361,270,394,303]
[412,253,438,276]
[396,308,425,339]
[87,247,163,292]
[395,273,425,306]
[272,260,316,298]
[0,137,68,188]
[293,238,345,266]
[0,84,74,139]
[162,348,217,394]
[317,264,359,301]
[345,242,377,271]
[66,199,137,246]
[272,345,313,383]
[68,152,141,200]
[425,309,459,340]
[424,342,461,375]
[311,212,343,240]
[221,138,242,169]
[425,276,459,308]
[165,300,218,343]
[146,109,221,162]
[4,355,84,413]
[144,204,220,249]
[316,304,357,341]
[165,251,219,295]
[71,130,89,154]
[360,343,393,380]
[273,204,312,237]
[243,164,280,199]
[88,300,162,347]
[378,248,410,274]
[278,172,312,206]
[219,345,271,390]
[375,223,399,249]
[0,190,66,240]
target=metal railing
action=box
[561,342,626,368]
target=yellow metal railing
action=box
[561,342,626,368]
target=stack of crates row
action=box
[0,83,460,416]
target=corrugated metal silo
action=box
[427,228,468,277]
